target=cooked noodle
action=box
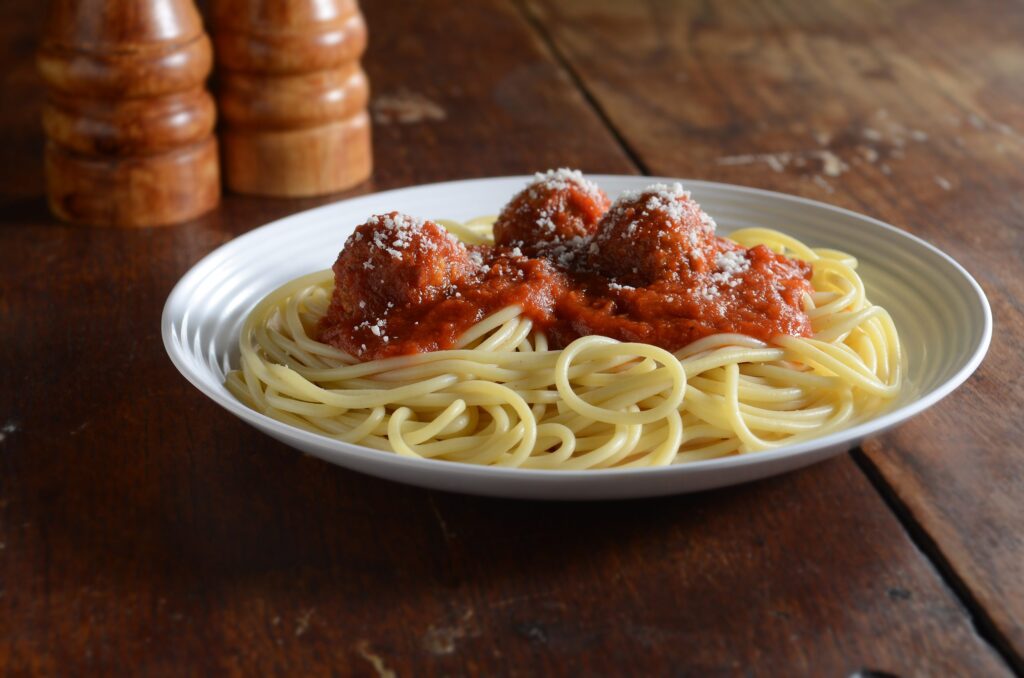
[225,223,901,469]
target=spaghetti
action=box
[225,212,902,469]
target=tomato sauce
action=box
[318,173,813,361]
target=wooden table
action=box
[2,0,1022,674]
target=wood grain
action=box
[523,0,1024,666]
[37,0,219,226]
[0,0,1015,673]
[210,0,373,197]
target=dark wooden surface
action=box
[0,0,1020,675]
[525,0,1024,668]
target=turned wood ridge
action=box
[38,0,220,227]
[211,0,373,197]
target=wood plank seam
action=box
[852,449,1023,674]
[512,0,652,175]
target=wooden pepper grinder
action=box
[211,0,372,197]
[38,0,220,227]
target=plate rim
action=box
[162,174,993,480]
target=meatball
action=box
[331,212,474,315]
[492,168,610,255]
[589,183,717,286]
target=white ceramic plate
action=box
[163,176,991,500]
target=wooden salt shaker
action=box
[211,0,372,197]
[38,0,220,227]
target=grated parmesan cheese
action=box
[710,249,750,288]
[525,168,603,202]
[598,182,716,249]
[363,213,439,260]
